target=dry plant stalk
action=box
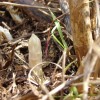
[28,34,44,83]
[90,0,96,40]
[68,0,100,96]
[92,0,100,78]
[85,0,100,78]
[83,37,100,99]
[68,0,93,74]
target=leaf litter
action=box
[0,0,99,100]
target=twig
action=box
[0,2,58,11]
[42,74,83,100]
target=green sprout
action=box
[50,9,68,50]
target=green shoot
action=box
[64,59,77,73]
[50,9,68,50]
[63,86,79,100]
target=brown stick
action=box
[68,0,93,74]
